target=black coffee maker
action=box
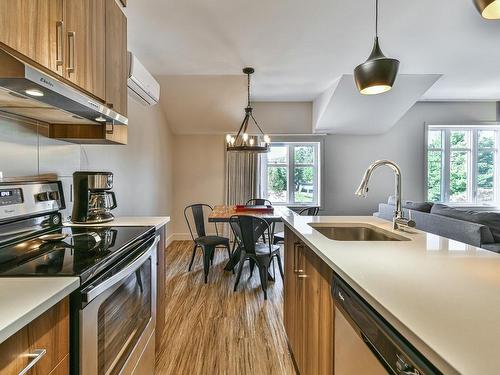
[71,171,117,223]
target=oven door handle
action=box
[81,235,160,302]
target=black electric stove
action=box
[0,180,154,285]
[0,224,154,284]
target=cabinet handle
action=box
[18,349,46,375]
[297,274,308,279]
[293,243,304,274]
[67,31,76,74]
[55,21,64,67]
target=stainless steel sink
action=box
[309,223,410,241]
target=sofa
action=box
[374,197,500,252]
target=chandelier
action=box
[226,67,270,152]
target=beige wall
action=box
[171,135,226,235]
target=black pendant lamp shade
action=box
[354,0,399,95]
[473,0,500,19]
[354,37,400,95]
[226,67,270,153]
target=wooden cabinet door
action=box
[105,0,128,116]
[284,227,304,370]
[283,227,300,363]
[302,247,335,375]
[64,0,105,100]
[284,233,335,375]
[0,298,69,375]
[0,0,64,75]
[156,226,166,354]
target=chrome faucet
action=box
[355,160,415,231]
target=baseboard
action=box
[171,233,193,242]
[166,233,176,247]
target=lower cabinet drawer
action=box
[0,298,69,375]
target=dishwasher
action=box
[332,275,441,375]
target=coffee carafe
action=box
[72,172,117,223]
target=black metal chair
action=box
[245,198,272,206]
[273,206,320,244]
[184,204,231,283]
[230,215,284,300]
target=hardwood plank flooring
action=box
[155,240,296,375]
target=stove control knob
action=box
[35,192,50,202]
[49,191,60,201]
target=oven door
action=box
[79,235,159,375]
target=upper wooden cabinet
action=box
[105,0,128,116]
[0,0,121,104]
[64,0,106,100]
[0,0,64,75]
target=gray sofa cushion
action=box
[375,203,495,247]
[481,243,500,253]
[431,204,500,242]
[403,201,433,213]
[386,196,433,213]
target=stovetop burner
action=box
[0,225,154,284]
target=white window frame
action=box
[425,124,500,207]
[263,142,321,206]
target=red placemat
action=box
[235,205,274,213]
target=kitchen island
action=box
[282,212,500,375]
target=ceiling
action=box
[124,0,500,134]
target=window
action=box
[426,125,499,206]
[262,142,321,206]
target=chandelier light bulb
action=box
[243,133,249,142]
[249,138,255,146]
[264,135,271,144]
[230,136,236,145]
[226,134,232,144]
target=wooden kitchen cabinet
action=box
[155,225,166,355]
[0,297,69,375]
[0,0,64,76]
[63,0,106,100]
[105,0,128,116]
[48,122,128,144]
[283,226,335,375]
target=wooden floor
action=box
[155,240,296,375]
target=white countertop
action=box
[282,213,500,375]
[65,216,170,230]
[0,277,79,344]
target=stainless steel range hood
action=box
[0,50,127,125]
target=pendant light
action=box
[226,67,270,153]
[473,0,500,19]
[354,0,399,95]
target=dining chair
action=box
[245,198,272,206]
[184,204,231,283]
[273,206,320,244]
[229,215,284,300]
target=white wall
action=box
[82,99,174,218]
[169,101,498,236]
[0,97,174,226]
[322,102,497,215]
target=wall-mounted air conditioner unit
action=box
[127,52,160,106]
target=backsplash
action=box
[0,114,80,220]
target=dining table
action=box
[208,205,294,273]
